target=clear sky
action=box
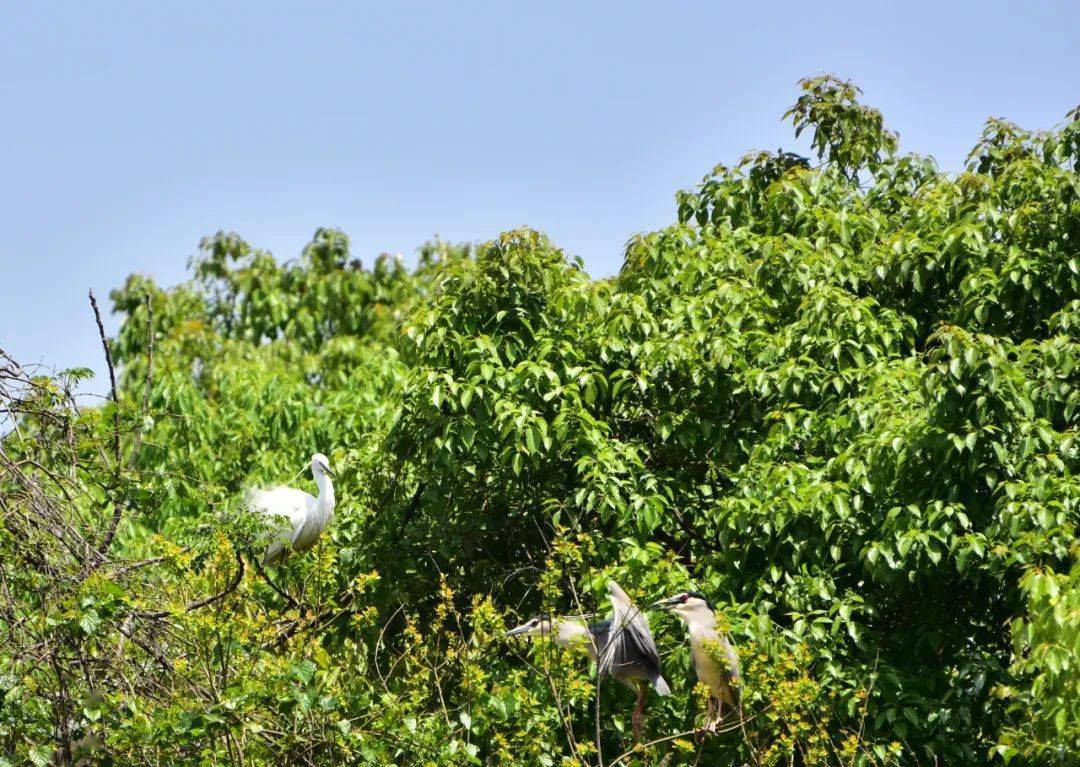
[1,1,1077,387]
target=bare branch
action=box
[88,290,119,464]
[129,292,154,467]
[89,289,127,565]
[250,555,299,610]
[135,551,245,620]
[608,709,766,767]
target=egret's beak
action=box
[322,464,335,478]
[505,624,531,638]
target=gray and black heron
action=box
[653,591,741,729]
[506,580,670,739]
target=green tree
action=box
[1,76,1077,766]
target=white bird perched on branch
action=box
[248,453,336,565]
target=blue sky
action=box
[2,1,1078,387]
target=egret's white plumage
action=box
[249,453,336,565]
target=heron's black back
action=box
[598,615,664,685]
[588,619,612,646]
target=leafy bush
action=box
[1,76,1077,766]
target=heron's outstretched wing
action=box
[588,619,612,646]
[600,581,668,693]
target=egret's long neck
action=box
[314,474,335,520]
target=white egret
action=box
[248,453,336,565]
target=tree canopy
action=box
[2,76,1078,766]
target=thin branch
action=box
[134,550,244,619]
[129,292,154,467]
[402,481,426,524]
[608,709,765,767]
[506,644,584,764]
[261,584,358,651]
[250,555,299,610]
[89,289,126,564]
[850,650,881,767]
[373,603,407,692]
[109,550,187,577]
[88,290,119,465]
[115,619,173,675]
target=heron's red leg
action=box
[632,685,646,741]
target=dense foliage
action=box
[2,77,1077,766]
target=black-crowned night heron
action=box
[506,580,671,739]
[653,591,741,729]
